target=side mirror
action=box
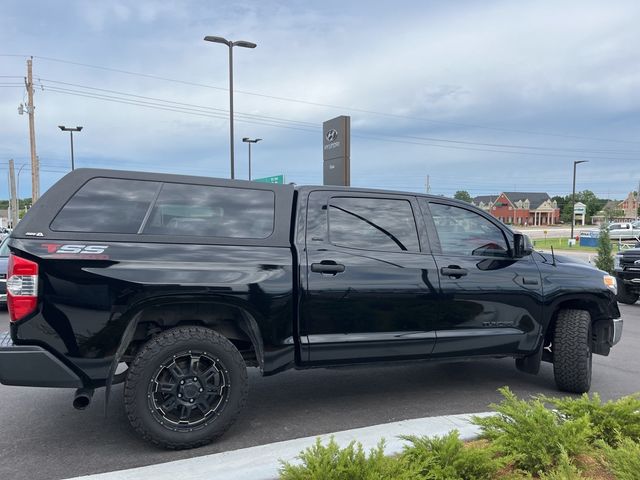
[513,233,533,258]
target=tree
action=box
[560,190,607,223]
[454,190,472,203]
[595,223,614,274]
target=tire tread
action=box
[553,309,592,393]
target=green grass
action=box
[532,237,598,252]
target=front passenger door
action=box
[420,200,544,357]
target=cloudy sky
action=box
[1,0,639,201]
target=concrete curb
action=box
[65,412,492,480]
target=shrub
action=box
[472,387,592,473]
[399,430,503,480]
[279,437,404,480]
[544,392,640,446]
[537,448,585,480]
[594,223,613,273]
[599,438,640,480]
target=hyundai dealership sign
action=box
[322,116,350,186]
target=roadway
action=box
[0,304,638,480]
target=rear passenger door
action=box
[301,191,440,364]
[420,200,544,357]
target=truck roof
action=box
[12,168,474,245]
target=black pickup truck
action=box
[0,169,622,448]
[614,245,640,304]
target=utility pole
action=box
[25,57,40,202]
[425,175,431,194]
[9,159,18,228]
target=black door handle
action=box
[440,266,468,278]
[522,277,540,285]
[311,261,346,274]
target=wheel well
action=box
[123,302,259,367]
[544,300,604,355]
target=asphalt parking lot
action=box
[1,304,639,480]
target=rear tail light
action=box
[7,254,39,322]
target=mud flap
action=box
[515,340,544,375]
[104,317,139,417]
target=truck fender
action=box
[103,301,266,415]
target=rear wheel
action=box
[124,326,248,449]
[553,309,592,393]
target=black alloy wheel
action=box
[148,351,229,430]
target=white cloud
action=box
[1,0,639,198]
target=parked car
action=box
[0,169,623,448]
[607,222,640,240]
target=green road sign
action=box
[254,174,284,184]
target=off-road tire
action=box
[553,309,592,393]
[616,284,639,305]
[124,326,248,449]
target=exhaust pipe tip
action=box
[73,388,94,410]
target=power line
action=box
[42,86,321,134]
[38,79,320,128]
[27,54,640,145]
[35,79,640,157]
[37,83,640,162]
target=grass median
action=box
[279,388,640,479]
[532,237,598,252]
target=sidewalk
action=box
[64,412,491,480]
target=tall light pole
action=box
[571,160,588,239]
[204,35,257,180]
[58,125,83,170]
[242,137,262,180]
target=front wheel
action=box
[553,309,592,393]
[124,326,248,449]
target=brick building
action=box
[618,191,639,219]
[472,192,560,226]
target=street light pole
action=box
[58,125,83,171]
[242,137,262,180]
[204,35,257,180]
[571,160,588,239]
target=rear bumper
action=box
[0,332,82,388]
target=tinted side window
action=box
[328,197,420,252]
[51,178,159,233]
[429,203,509,257]
[143,183,274,238]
